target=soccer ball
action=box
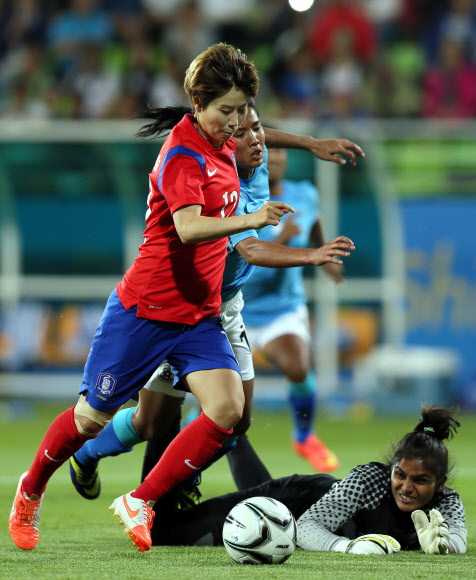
[222,496,297,565]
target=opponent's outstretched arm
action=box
[236,235,355,268]
[263,128,365,166]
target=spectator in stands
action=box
[422,0,476,65]
[319,29,364,119]
[307,0,377,65]
[365,0,402,43]
[272,41,320,118]
[0,0,47,58]
[148,52,188,109]
[161,0,218,71]
[421,34,476,119]
[362,42,425,118]
[107,39,155,117]
[46,0,114,76]
[69,45,121,118]
[0,41,54,118]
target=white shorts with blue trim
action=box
[245,303,311,351]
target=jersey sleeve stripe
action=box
[158,145,206,193]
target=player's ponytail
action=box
[414,404,460,441]
[390,404,460,485]
[136,105,193,139]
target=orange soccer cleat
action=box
[292,434,340,473]
[9,472,43,550]
[109,492,155,552]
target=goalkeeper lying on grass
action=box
[148,404,466,554]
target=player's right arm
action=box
[159,154,295,244]
[173,202,295,244]
[297,464,388,552]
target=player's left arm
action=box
[438,494,467,554]
[297,464,387,551]
[263,128,365,166]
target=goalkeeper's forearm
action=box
[297,520,350,552]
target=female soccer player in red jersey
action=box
[8,43,305,554]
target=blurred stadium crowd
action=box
[1,0,476,121]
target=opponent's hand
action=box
[345,534,401,555]
[308,138,365,166]
[251,201,295,229]
[308,236,355,266]
[411,509,450,555]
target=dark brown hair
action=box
[390,404,460,484]
[137,43,259,139]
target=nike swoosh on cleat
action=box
[44,450,62,462]
[185,459,199,470]
[123,495,140,518]
[207,168,217,177]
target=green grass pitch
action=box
[0,400,474,579]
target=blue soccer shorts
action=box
[79,289,240,411]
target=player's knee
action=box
[74,395,117,436]
[132,419,159,441]
[224,399,244,428]
[211,396,244,430]
[285,364,308,384]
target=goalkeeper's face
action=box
[391,457,446,513]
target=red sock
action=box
[132,412,232,502]
[22,406,95,497]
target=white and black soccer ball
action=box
[222,496,297,565]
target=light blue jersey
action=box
[221,148,270,303]
[241,179,319,326]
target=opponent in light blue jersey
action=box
[241,177,318,325]
[221,148,269,303]
[242,147,345,473]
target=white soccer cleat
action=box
[109,492,155,552]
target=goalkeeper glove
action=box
[411,508,450,555]
[335,534,401,555]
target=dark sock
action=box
[227,434,271,490]
[141,409,181,482]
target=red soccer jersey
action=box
[117,114,240,325]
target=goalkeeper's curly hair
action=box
[388,404,460,486]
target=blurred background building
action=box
[0,0,475,414]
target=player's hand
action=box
[307,138,365,166]
[251,201,295,229]
[411,509,450,555]
[308,236,355,266]
[345,534,401,555]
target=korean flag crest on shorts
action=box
[95,372,117,399]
